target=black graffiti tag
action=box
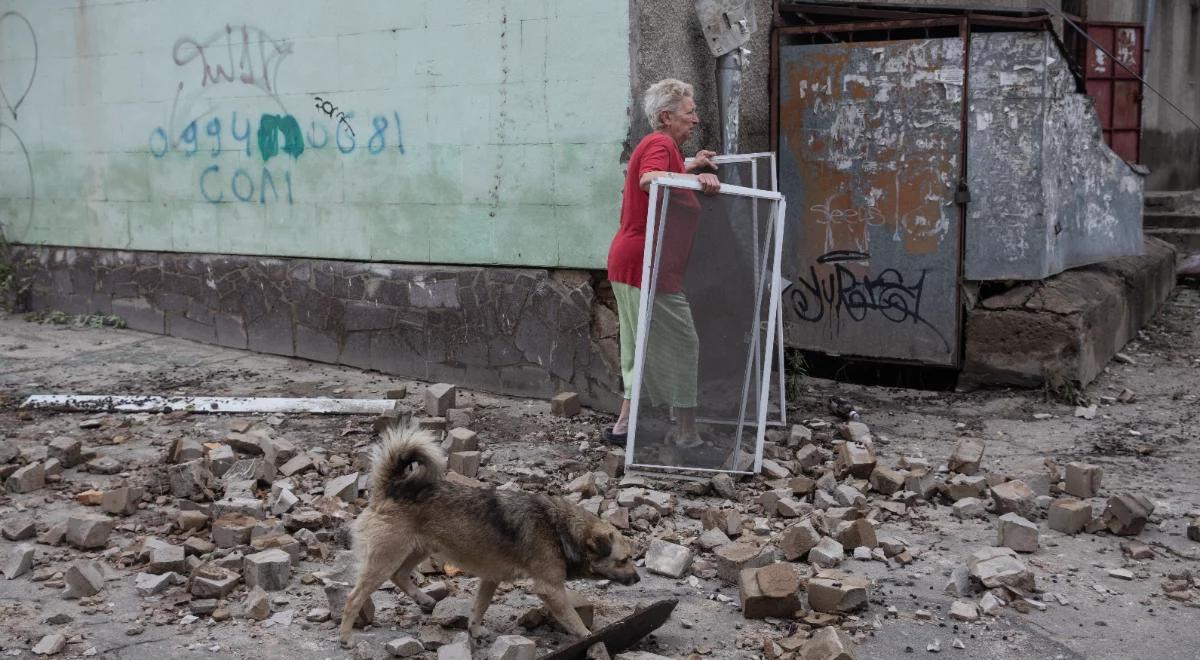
[788,250,949,351]
[314,96,354,137]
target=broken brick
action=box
[550,392,581,417]
[1064,462,1103,499]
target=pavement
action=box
[0,283,1197,660]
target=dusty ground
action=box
[0,283,1197,660]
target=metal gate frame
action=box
[624,176,786,476]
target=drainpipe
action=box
[717,47,745,154]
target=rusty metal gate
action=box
[777,37,965,366]
[1080,22,1144,164]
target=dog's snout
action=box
[620,571,640,585]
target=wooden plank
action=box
[540,599,677,660]
[19,394,399,415]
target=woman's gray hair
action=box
[643,79,694,130]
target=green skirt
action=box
[612,281,698,409]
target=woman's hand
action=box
[690,150,718,173]
[697,172,720,195]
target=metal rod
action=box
[624,183,665,468]
[650,176,785,200]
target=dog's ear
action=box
[587,529,613,557]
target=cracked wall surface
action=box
[16,247,622,408]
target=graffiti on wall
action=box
[150,24,405,205]
[0,11,37,236]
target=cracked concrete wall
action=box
[16,247,623,409]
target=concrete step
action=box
[1143,212,1200,230]
[1144,227,1200,254]
[1144,190,1199,212]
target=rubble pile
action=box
[0,381,1194,659]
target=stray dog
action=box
[339,419,640,648]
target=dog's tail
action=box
[369,417,445,501]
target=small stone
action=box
[697,527,731,550]
[808,537,844,569]
[66,514,114,550]
[305,607,331,622]
[191,598,218,615]
[489,635,535,660]
[4,543,35,580]
[177,510,209,532]
[761,459,791,479]
[63,561,105,599]
[6,462,45,493]
[168,459,212,498]
[101,486,144,517]
[86,455,121,475]
[1108,568,1134,580]
[701,508,742,537]
[550,392,581,417]
[278,453,314,477]
[645,539,692,578]
[868,466,907,496]
[207,444,236,477]
[32,633,67,656]
[272,488,300,516]
[833,484,865,507]
[438,634,473,660]
[945,474,989,501]
[953,497,985,519]
[968,547,1033,591]
[948,438,985,475]
[1120,540,1154,560]
[948,600,978,622]
[927,639,942,653]
[388,636,426,657]
[1187,519,1199,542]
[836,442,876,478]
[997,513,1039,553]
[603,449,625,479]
[834,518,877,550]
[979,592,1003,615]
[244,548,291,591]
[425,383,457,417]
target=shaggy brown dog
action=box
[339,419,640,648]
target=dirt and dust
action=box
[0,284,1196,659]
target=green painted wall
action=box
[0,0,630,268]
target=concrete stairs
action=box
[1144,190,1200,255]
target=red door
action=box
[1082,23,1144,163]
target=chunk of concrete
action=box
[425,383,457,417]
[63,561,104,599]
[603,449,625,479]
[869,466,907,496]
[948,439,985,475]
[4,543,34,580]
[967,547,1034,590]
[1064,462,1103,498]
[1,518,34,541]
[550,392,581,417]
[32,633,66,656]
[1047,498,1092,534]
[447,451,481,479]
[86,455,121,475]
[47,437,82,468]
[207,444,236,477]
[101,486,143,516]
[808,537,845,569]
[713,542,775,584]
[245,548,291,591]
[147,544,186,574]
[6,462,45,493]
[739,564,801,619]
[190,565,241,598]
[489,635,535,660]
[807,570,869,613]
[836,442,876,478]
[799,626,857,660]
[644,539,692,578]
[243,585,271,620]
[949,600,979,622]
[997,513,1039,553]
[945,474,989,501]
[325,580,374,628]
[990,480,1036,517]
[432,597,472,628]
[212,513,257,548]
[446,428,479,453]
[324,472,360,503]
[66,514,114,550]
[953,497,986,519]
[134,571,176,596]
[835,519,877,550]
[168,460,211,499]
[278,453,313,477]
[1102,493,1154,536]
[781,520,822,561]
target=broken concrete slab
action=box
[4,543,34,580]
[807,570,869,613]
[967,547,1034,591]
[245,548,291,591]
[63,561,104,599]
[780,521,822,562]
[739,564,801,619]
[949,439,985,475]
[990,480,1036,517]
[100,486,143,516]
[6,462,45,493]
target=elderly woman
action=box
[604,79,721,449]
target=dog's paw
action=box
[469,624,488,639]
[416,597,437,613]
[338,636,354,650]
